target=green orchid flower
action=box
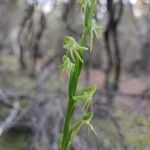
[63,36,88,63]
[89,19,104,52]
[60,55,75,76]
[73,86,96,111]
[77,0,88,12]
[60,1,98,149]
[67,111,96,147]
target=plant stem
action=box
[61,1,96,149]
[61,29,89,150]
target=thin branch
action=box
[0,100,20,136]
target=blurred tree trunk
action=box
[18,4,35,70]
[104,0,123,107]
[18,3,47,76]
[31,11,47,77]
[104,1,128,149]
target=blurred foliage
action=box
[116,105,150,150]
[0,54,150,150]
[0,127,32,150]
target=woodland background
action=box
[0,0,150,150]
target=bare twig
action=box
[0,99,20,136]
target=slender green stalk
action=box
[60,0,100,150]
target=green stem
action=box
[61,0,96,150]
[61,28,88,150]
